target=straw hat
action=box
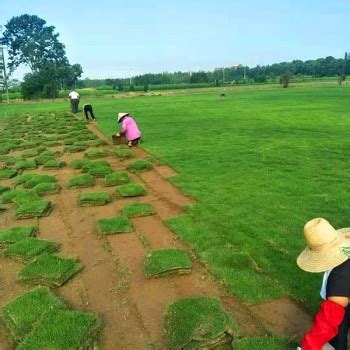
[117,113,129,123]
[297,218,350,273]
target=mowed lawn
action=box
[2,85,350,311]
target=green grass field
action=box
[1,84,350,313]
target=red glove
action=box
[301,299,345,350]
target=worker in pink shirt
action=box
[116,113,142,147]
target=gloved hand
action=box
[116,133,120,137]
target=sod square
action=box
[78,192,112,206]
[69,158,91,169]
[14,173,37,185]
[15,200,52,219]
[21,174,57,188]
[82,160,110,171]
[0,168,17,179]
[164,297,236,350]
[17,309,101,350]
[44,140,61,147]
[17,253,82,287]
[68,174,95,188]
[127,159,153,172]
[0,155,18,165]
[86,165,113,178]
[34,155,56,165]
[84,147,109,159]
[3,189,40,205]
[14,160,37,170]
[115,148,134,159]
[87,139,108,147]
[21,149,40,158]
[96,216,133,236]
[43,159,65,169]
[4,237,60,261]
[0,226,37,246]
[104,172,130,186]
[144,249,192,277]
[3,287,66,342]
[122,203,155,218]
[0,185,10,194]
[32,182,61,195]
[40,150,61,157]
[116,183,146,197]
[0,144,11,155]
[64,145,86,153]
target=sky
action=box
[1,0,349,80]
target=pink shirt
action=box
[121,116,141,141]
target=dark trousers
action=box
[329,305,350,349]
[70,99,79,113]
[84,105,95,120]
[129,137,141,145]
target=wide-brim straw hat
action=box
[117,113,129,123]
[297,218,350,273]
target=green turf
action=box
[63,145,86,153]
[116,183,146,197]
[42,159,65,169]
[144,249,192,277]
[96,216,133,236]
[14,159,37,170]
[69,158,91,169]
[82,161,113,177]
[127,159,153,172]
[32,182,61,195]
[0,168,17,179]
[104,172,130,186]
[115,148,134,159]
[15,200,52,219]
[0,185,10,194]
[122,202,155,217]
[21,149,40,158]
[17,253,82,287]
[34,155,56,165]
[84,147,108,159]
[3,189,40,205]
[232,336,297,349]
[17,309,101,350]
[78,192,112,206]
[68,174,95,188]
[164,297,237,350]
[4,237,60,260]
[3,287,66,341]
[21,174,57,188]
[0,226,37,245]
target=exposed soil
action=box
[0,117,313,349]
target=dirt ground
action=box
[0,120,313,349]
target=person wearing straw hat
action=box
[297,218,350,350]
[116,113,141,147]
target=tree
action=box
[0,14,68,74]
[190,71,209,84]
[280,72,291,88]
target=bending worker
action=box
[116,112,141,147]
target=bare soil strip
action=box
[0,119,312,349]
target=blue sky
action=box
[1,0,349,80]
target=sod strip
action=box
[69,158,91,169]
[116,183,146,197]
[115,148,134,159]
[0,185,10,194]
[164,297,237,350]
[42,159,65,169]
[84,147,109,159]
[21,174,57,188]
[78,192,112,207]
[15,200,52,219]
[0,168,17,179]
[4,238,60,261]
[34,155,56,165]
[122,203,155,218]
[144,249,192,277]
[32,183,61,195]
[3,189,40,205]
[68,174,95,189]
[64,145,86,153]
[17,253,82,287]
[3,287,66,342]
[18,309,101,350]
[127,159,153,172]
[104,172,130,186]
[96,216,133,236]
[82,159,110,171]
[0,226,37,246]
[14,160,37,170]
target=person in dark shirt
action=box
[83,104,96,121]
[297,218,350,350]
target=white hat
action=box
[297,218,350,273]
[117,113,129,122]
